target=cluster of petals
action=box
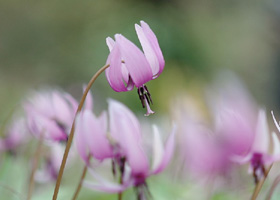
[23,90,78,141]
[22,89,86,182]
[231,110,280,182]
[105,21,165,116]
[75,97,175,193]
[176,76,280,180]
[0,117,29,154]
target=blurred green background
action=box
[1,0,280,199]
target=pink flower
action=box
[0,117,30,154]
[75,99,175,198]
[179,110,232,177]
[105,21,165,116]
[175,77,260,178]
[233,110,280,183]
[24,90,78,141]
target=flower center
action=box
[251,153,266,184]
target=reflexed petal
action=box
[105,43,128,92]
[108,99,149,175]
[262,154,279,165]
[30,92,54,118]
[217,109,254,156]
[52,91,72,126]
[35,114,67,141]
[106,37,115,51]
[135,21,164,78]
[135,24,159,77]
[115,34,153,87]
[50,143,65,171]
[108,99,141,140]
[63,93,78,115]
[272,111,280,134]
[252,109,269,153]
[151,125,164,172]
[272,132,280,156]
[84,168,130,193]
[151,125,176,175]
[83,181,127,193]
[84,110,112,160]
[230,153,252,164]
[75,112,89,163]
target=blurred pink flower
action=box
[232,110,280,183]
[24,90,78,141]
[35,143,70,183]
[0,117,30,154]
[105,21,165,116]
[75,99,175,198]
[179,112,232,177]
[176,76,263,179]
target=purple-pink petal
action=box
[105,42,129,92]
[151,125,176,175]
[52,91,73,126]
[108,99,149,175]
[115,34,153,87]
[84,110,112,160]
[75,112,89,163]
[84,168,130,193]
[135,21,165,78]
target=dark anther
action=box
[138,88,145,108]
[112,160,116,177]
[144,85,153,105]
[137,85,153,108]
[120,157,126,175]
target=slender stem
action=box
[27,133,44,200]
[251,164,273,200]
[72,155,91,200]
[118,192,123,200]
[118,175,123,200]
[265,174,280,200]
[118,159,124,200]
[52,64,110,200]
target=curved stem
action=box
[52,64,110,200]
[251,164,273,200]
[27,133,44,200]
[72,155,91,200]
[265,174,280,200]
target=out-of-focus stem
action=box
[27,133,44,200]
[251,164,273,200]
[52,64,110,200]
[72,155,91,200]
[265,174,280,200]
[118,175,123,200]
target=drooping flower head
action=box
[24,90,78,141]
[105,21,165,116]
[231,110,280,184]
[75,98,175,199]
